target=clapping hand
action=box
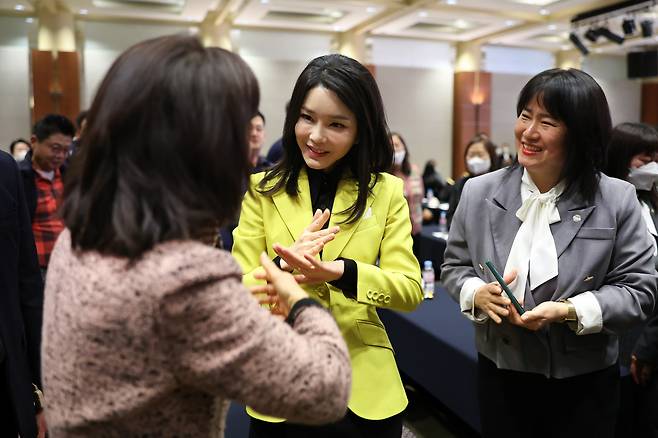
[278,209,339,272]
[273,244,345,285]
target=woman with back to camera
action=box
[441,68,656,438]
[232,54,423,438]
[390,132,424,259]
[446,134,497,225]
[40,35,351,437]
[606,122,658,438]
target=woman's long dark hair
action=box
[389,132,411,176]
[61,35,259,258]
[258,54,392,224]
[606,122,658,209]
[514,68,612,202]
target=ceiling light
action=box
[641,20,654,38]
[569,32,589,56]
[455,19,468,29]
[79,9,88,15]
[25,17,33,23]
[547,24,556,31]
[597,27,624,44]
[539,8,549,16]
[366,6,377,13]
[419,11,428,18]
[260,0,269,4]
[505,20,516,26]
[584,28,600,42]
[328,10,343,19]
[446,0,457,4]
[622,18,636,35]
[14,4,24,10]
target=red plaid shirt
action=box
[32,167,65,268]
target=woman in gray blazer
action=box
[441,68,656,438]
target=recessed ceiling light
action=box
[419,11,428,18]
[25,17,33,23]
[505,20,516,26]
[446,0,457,4]
[539,8,550,16]
[260,0,269,4]
[547,24,556,30]
[14,4,24,10]
[455,19,468,29]
[366,6,377,13]
[79,9,88,15]
[333,26,343,32]
[328,10,343,19]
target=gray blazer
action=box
[441,166,657,378]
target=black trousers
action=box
[248,410,403,438]
[478,354,619,438]
[0,361,19,437]
[616,374,658,438]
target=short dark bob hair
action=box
[61,35,259,258]
[259,54,392,224]
[514,68,612,202]
[606,122,658,181]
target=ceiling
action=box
[5,0,658,55]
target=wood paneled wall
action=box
[452,71,491,178]
[641,83,658,127]
[31,50,80,124]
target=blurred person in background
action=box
[606,122,658,438]
[249,111,271,172]
[447,134,498,225]
[10,138,30,162]
[41,35,351,437]
[0,151,46,438]
[19,114,75,276]
[390,132,424,258]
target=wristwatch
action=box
[558,299,578,331]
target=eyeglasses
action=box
[45,142,71,155]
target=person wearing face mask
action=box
[446,135,498,226]
[606,122,658,438]
[389,132,425,259]
[9,138,30,162]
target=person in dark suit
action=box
[606,122,658,438]
[0,150,46,437]
[441,69,656,438]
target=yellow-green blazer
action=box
[232,168,423,421]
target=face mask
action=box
[13,150,27,162]
[628,161,658,191]
[393,151,406,166]
[466,157,491,176]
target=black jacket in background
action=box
[0,150,44,437]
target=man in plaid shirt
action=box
[19,114,75,275]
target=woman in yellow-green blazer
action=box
[232,53,423,438]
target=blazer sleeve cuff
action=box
[461,277,488,323]
[568,292,603,335]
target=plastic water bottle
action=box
[422,260,435,300]
[438,210,448,233]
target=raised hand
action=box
[273,244,344,285]
[278,209,339,271]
